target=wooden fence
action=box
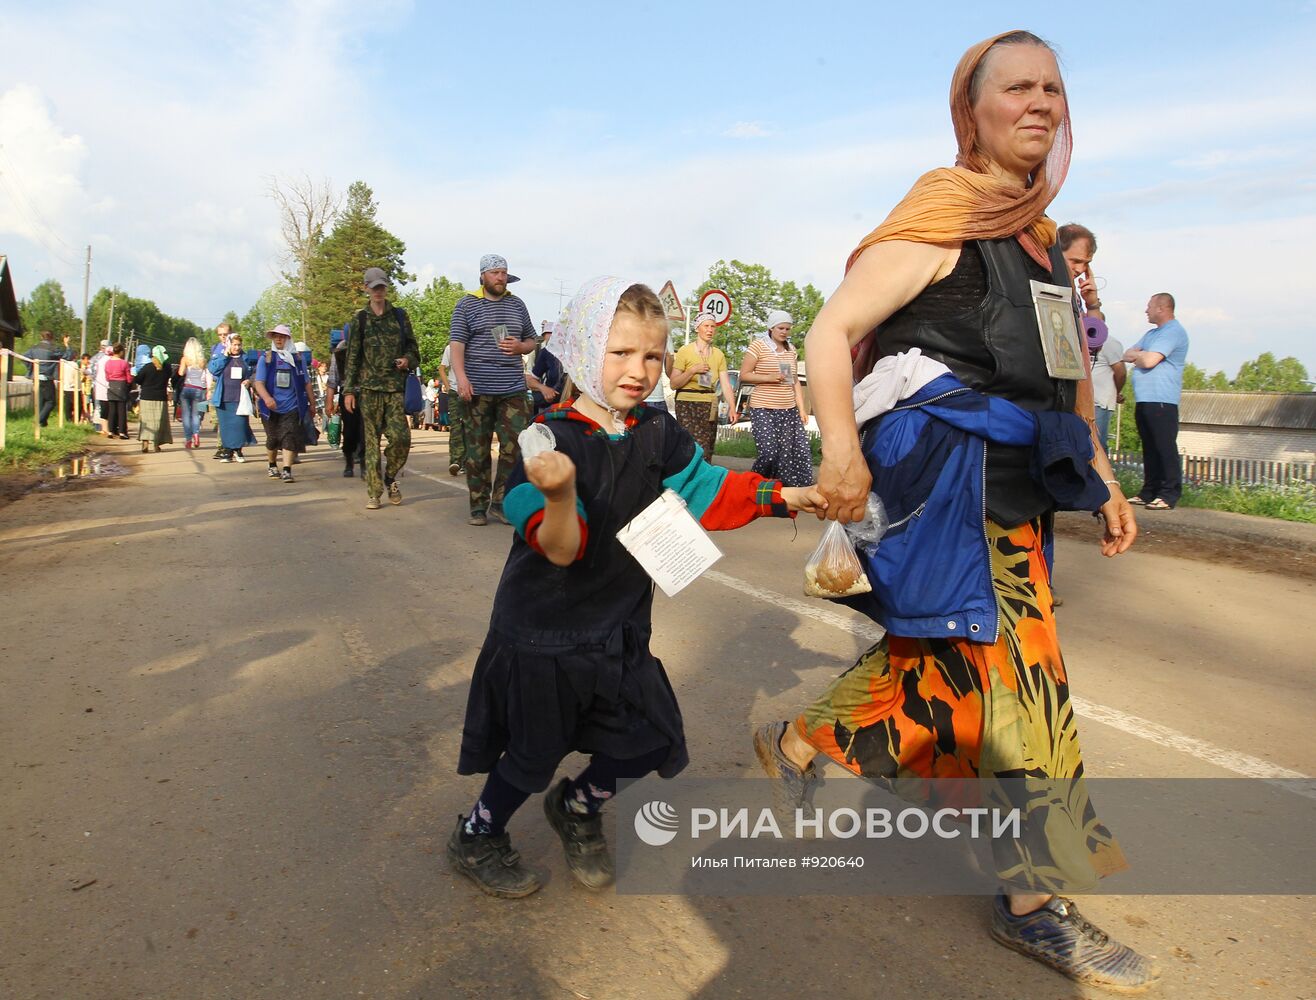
[1107,449,1313,487]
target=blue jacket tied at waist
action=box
[842,372,1109,645]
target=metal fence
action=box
[1107,450,1314,487]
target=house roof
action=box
[1181,390,1316,431]
[0,256,21,342]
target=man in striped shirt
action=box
[448,254,539,526]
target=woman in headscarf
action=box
[131,346,174,452]
[208,330,257,462]
[751,32,1153,993]
[670,312,737,461]
[738,309,814,486]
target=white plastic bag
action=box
[843,495,889,555]
[517,422,556,462]
[236,389,253,417]
[803,520,871,598]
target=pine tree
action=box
[302,181,412,359]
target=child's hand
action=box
[782,486,827,516]
[526,451,576,501]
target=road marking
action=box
[409,469,469,493]
[703,570,883,641]
[1068,696,1312,784]
[702,566,1313,787]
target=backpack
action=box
[354,306,424,414]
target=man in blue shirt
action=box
[1124,293,1190,509]
[448,254,538,526]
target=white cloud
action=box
[723,121,774,139]
[0,85,90,273]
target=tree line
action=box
[15,281,207,357]
[11,176,1312,392]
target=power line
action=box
[0,146,80,269]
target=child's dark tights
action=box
[563,744,669,816]
[462,745,669,837]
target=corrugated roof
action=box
[1180,391,1316,430]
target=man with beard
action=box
[447,254,538,526]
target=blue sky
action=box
[2,1,1314,377]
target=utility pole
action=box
[556,279,569,316]
[80,245,91,356]
[106,288,116,343]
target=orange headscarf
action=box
[846,31,1071,274]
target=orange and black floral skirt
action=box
[795,518,1127,892]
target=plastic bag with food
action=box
[803,520,872,598]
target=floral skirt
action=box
[749,406,814,486]
[675,397,717,461]
[795,518,1126,892]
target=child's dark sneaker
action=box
[543,778,615,889]
[445,817,541,899]
[990,894,1159,993]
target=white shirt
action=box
[1091,337,1124,412]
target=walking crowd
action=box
[12,27,1212,997]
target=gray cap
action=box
[363,266,389,289]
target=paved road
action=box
[2,431,1313,999]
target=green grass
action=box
[715,427,822,463]
[0,413,99,471]
[1109,469,1315,523]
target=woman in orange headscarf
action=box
[752,32,1155,993]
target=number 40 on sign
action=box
[699,289,733,326]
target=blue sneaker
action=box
[752,721,822,829]
[990,894,1160,994]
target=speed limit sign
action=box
[698,289,733,326]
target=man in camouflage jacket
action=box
[343,266,421,509]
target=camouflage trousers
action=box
[463,392,531,515]
[448,392,468,472]
[359,389,411,499]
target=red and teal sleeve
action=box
[660,445,792,530]
[503,481,589,561]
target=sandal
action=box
[1145,498,1173,510]
[1126,496,1147,505]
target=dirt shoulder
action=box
[1055,506,1316,580]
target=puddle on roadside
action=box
[38,453,129,488]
